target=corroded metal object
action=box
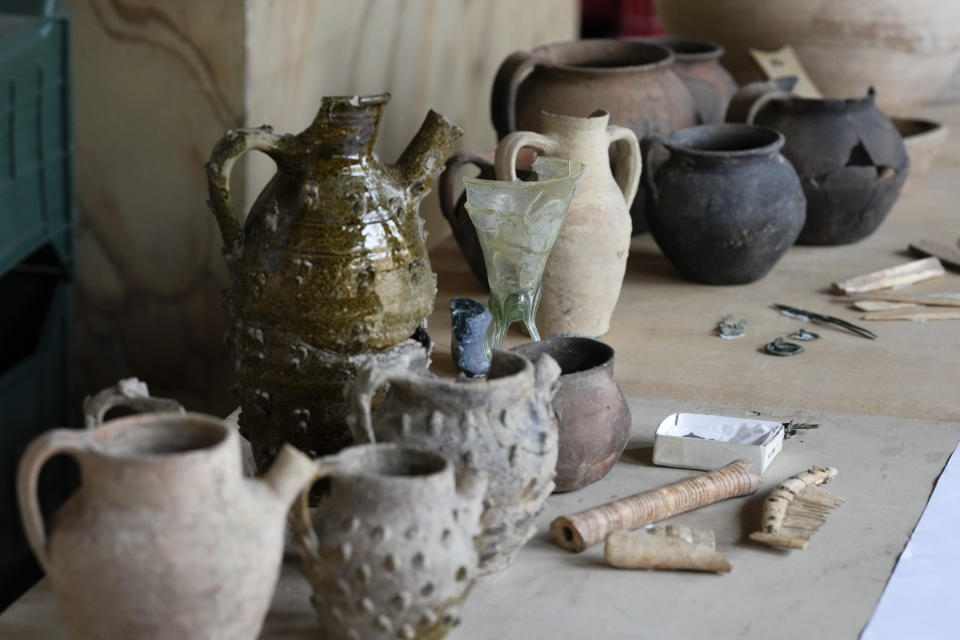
[292,444,486,640]
[727,82,909,245]
[17,387,315,640]
[349,350,561,574]
[206,93,462,467]
[512,336,631,493]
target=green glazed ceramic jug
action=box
[207,93,462,468]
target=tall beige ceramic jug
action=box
[17,385,315,640]
[496,110,641,336]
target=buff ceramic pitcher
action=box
[496,110,641,337]
[292,443,487,640]
[349,350,561,574]
[17,385,315,640]
[206,93,461,470]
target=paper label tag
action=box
[749,46,822,98]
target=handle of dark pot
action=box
[82,378,184,429]
[206,126,288,264]
[606,125,642,208]
[438,151,494,226]
[639,134,668,202]
[490,50,538,139]
[17,429,89,572]
[494,130,558,181]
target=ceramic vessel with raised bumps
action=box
[349,350,561,573]
[292,444,487,640]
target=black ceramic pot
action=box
[642,123,806,284]
[727,83,909,245]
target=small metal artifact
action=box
[782,420,821,439]
[715,314,747,339]
[764,336,804,356]
[774,303,877,340]
[789,328,820,341]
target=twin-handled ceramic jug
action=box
[496,110,641,337]
[17,380,315,640]
[348,350,561,574]
[206,93,461,470]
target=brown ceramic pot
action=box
[491,39,697,234]
[206,94,461,468]
[349,350,561,574]
[512,336,630,492]
[17,410,315,639]
[633,36,738,124]
[292,444,486,640]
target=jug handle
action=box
[494,130,559,181]
[206,126,288,264]
[606,125,642,207]
[83,378,184,429]
[438,151,493,226]
[290,458,340,558]
[491,50,538,139]
[17,429,88,572]
[347,354,418,445]
[640,134,669,202]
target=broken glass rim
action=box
[462,157,585,189]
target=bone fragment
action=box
[831,258,944,294]
[750,466,844,550]
[909,239,960,270]
[604,526,731,573]
[551,459,761,552]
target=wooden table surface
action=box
[3,103,959,638]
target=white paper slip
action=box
[861,439,960,639]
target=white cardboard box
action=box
[652,412,784,473]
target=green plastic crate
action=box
[0,12,73,276]
[0,241,72,610]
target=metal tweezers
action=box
[774,303,877,340]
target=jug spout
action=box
[394,110,463,201]
[261,444,316,507]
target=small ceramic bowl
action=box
[893,117,949,193]
[511,336,631,492]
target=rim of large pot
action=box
[630,36,725,62]
[88,411,231,461]
[772,90,877,112]
[511,336,614,380]
[665,123,785,158]
[892,117,946,141]
[532,39,676,74]
[331,443,451,481]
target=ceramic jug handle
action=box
[347,354,418,445]
[606,125,641,207]
[438,151,493,226]
[491,50,538,139]
[82,378,184,429]
[640,134,668,202]
[290,458,340,556]
[206,126,288,263]
[494,131,558,181]
[17,429,88,572]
